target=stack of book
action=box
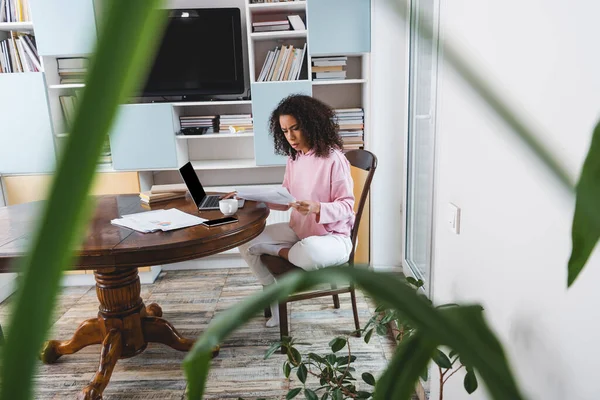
[257,43,306,82]
[219,114,253,134]
[335,108,364,152]
[252,19,289,32]
[179,115,217,135]
[311,56,347,81]
[99,139,112,164]
[139,186,187,205]
[57,58,88,84]
[0,33,40,73]
[0,0,31,22]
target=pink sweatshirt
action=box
[270,149,355,239]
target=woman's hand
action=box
[221,191,237,199]
[290,200,321,216]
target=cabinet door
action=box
[109,104,178,170]
[0,74,55,174]
[251,81,312,166]
[29,0,97,56]
[307,0,371,55]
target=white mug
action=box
[219,199,238,216]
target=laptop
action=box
[178,162,244,211]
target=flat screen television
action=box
[141,8,245,98]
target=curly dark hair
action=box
[269,94,342,160]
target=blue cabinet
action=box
[109,104,178,170]
[307,0,371,55]
[29,0,97,56]
[0,74,55,174]
[251,81,312,166]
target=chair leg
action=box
[331,284,340,309]
[279,302,289,354]
[350,287,361,337]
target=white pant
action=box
[239,223,352,286]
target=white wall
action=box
[369,0,408,269]
[431,1,600,399]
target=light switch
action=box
[447,203,461,234]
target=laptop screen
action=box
[178,162,206,207]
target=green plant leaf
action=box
[329,337,347,353]
[284,362,292,378]
[568,120,600,286]
[374,332,435,400]
[376,324,388,336]
[464,368,479,394]
[364,328,374,344]
[362,372,376,386]
[337,355,357,365]
[298,363,308,384]
[0,2,167,400]
[184,267,524,400]
[287,388,302,399]
[326,354,337,365]
[308,353,327,364]
[320,392,329,400]
[265,341,283,359]
[304,388,318,400]
[331,388,343,400]
[289,347,303,366]
[356,391,372,399]
[406,277,418,286]
[432,349,452,369]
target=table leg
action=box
[40,267,218,399]
[142,316,220,357]
[40,317,104,363]
[77,329,122,400]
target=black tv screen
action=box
[142,8,245,97]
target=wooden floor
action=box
[0,269,397,399]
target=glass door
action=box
[404,0,440,292]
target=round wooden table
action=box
[0,194,269,400]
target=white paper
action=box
[111,209,207,233]
[235,187,296,205]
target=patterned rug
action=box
[0,269,396,399]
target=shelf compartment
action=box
[176,133,254,139]
[251,30,306,41]
[191,159,270,170]
[248,1,307,13]
[48,83,85,89]
[312,79,367,86]
[0,22,34,32]
[171,100,252,107]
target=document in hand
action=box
[111,209,207,233]
[235,187,295,205]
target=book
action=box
[150,183,188,194]
[287,15,305,31]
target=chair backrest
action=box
[344,149,378,265]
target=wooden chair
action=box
[260,149,378,345]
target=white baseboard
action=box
[0,273,17,303]
[60,266,163,287]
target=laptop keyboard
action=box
[202,195,220,208]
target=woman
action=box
[237,95,355,327]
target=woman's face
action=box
[280,114,310,154]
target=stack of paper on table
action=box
[235,187,295,205]
[139,191,186,205]
[111,209,206,233]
